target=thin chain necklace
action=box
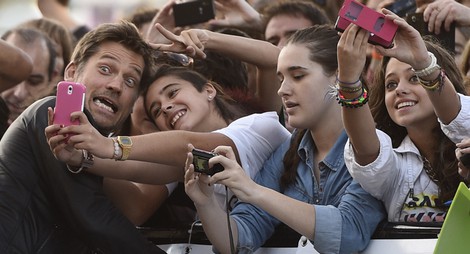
[422,156,439,183]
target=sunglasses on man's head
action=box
[154,51,194,68]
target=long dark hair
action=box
[280,25,340,190]
[144,64,247,125]
[371,38,468,203]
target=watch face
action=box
[119,137,132,145]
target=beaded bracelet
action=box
[111,137,122,160]
[418,68,446,92]
[336,86,369,108]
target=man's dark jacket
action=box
[0,97,165,253]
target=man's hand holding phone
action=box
[47,80,87,167]
[45,107,83,167]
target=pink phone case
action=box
[335,0,398,48]
[53,81,86,126]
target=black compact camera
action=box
[173,0,215,27]
[460,153,470,168]
[192,148,224,176]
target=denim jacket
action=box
[231,131,385,254]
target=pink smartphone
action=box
[335,0,398,48]
[53,81,86,126]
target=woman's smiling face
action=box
[383,58,437,129]
[145,75,214,132]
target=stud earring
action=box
[208,96,213,101]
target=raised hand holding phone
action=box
[53,81,86,126]
[335,0,398,48]
[173,0,215,27]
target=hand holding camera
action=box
[192,148,224,176]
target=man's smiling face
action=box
[65,41,145,133]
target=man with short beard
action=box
[0,21,164,254]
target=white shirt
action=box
[212,111,291,210]
[345,93,470,222]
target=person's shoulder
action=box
[29,96,56,112]
[232,111,279,124]
[20,96,55,120]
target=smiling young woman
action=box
[337,9,469,223]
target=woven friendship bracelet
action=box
[419,68,446,92]
[336,86,369,108]
[336,80,363,93]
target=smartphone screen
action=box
[53,81,86,126]
[173,0,215,27]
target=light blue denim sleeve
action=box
[231,139,291,253]
[314,181,385,254]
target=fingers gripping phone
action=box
[335,0,398,48]
[173,0,215,27]
[405,12,455,54]
[53,81,86,126]
[192,148,224,176]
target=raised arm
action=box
[37,0,84,34]
[423,0,470,34]
[0,40,32,92]
[144,0,176,44]
[377,9,461,124]
[208,0,264,33]
[151,24,282,111]
[337,24,380,165]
